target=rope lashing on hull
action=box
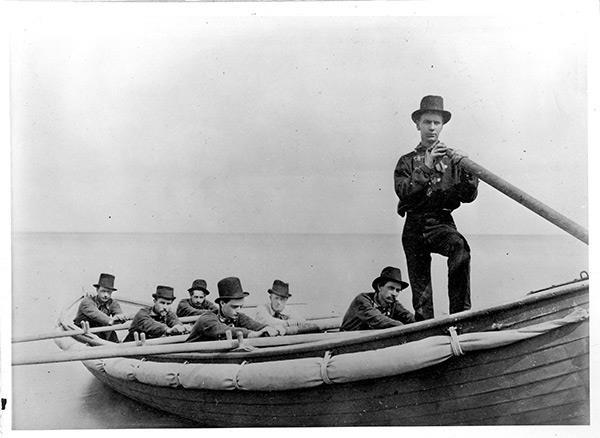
[234,361,248,391]
[448,327,464,356]
[320,351,333,385]
[72,308,587,391]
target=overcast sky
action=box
[9,2,591,235]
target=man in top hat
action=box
[123,285,188,342]
[341,266,415,331]
[176,279,218,317]
[73,273,128,342]
[394,95,478,321]
[254,279,305,329]
[186,277,283,343]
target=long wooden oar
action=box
[116,317,342,346]
[12,329,363,366]
[116,296,310,309]
[12,339,238,366]
[454,155,588,244]
[13,316,199,344]
[13,310,341,344]
[11,321,133,344]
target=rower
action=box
[186,277,283,342]
[176,279,218,317]
[73,273,128,342]
[123,285,188,342]
[341,266,415,331]
[253,279,306,329]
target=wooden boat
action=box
[47,272,588,427]
[13,156,589,426]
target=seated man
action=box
[176,279,218,317]
[123,285,188,342]
[341,266,415,331]
[254,279,305,328]
[73,273,128,342]
[186,277,282,342]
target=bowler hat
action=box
[215,277,250,303]
[153,285,176,301]
[93,273,117,291]
[268,279,292,298]
[411,95,452,124]
[372,266,409,291]
[187,279,210,295]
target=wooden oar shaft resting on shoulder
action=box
[454,155,588,245]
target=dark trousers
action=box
[98,330,119,343]
[402,211,471,321]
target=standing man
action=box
[341,266,415,331]
[123,285,188,342]
[176,279,218,317]
[73,273,128,342]
[394,95,478,321]
[254,279,305,328]
[186,277,282,342]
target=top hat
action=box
[411,95,452,124]
[268,279,292,298]
[93,273,117,291]
[215,277,250,303]
[187,279,210,295]
[372,266,409,291]
[153,285,176,301]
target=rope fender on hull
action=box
[64,308,588,391]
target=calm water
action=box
[11,232,588,429]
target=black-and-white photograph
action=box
[2,0,596,433]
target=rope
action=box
[234,361,247,390]
[320,351,333,384]
[448,326,464,356]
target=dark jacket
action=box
[186,311,266,342]
[341,292,415,331]
[73,296,123,327]
[176,298,218,317]
[394,144,478,217]
[123,307,182,342]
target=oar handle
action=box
[455,155,588,245]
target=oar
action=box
[12,318,194,343]
[117,296,311,309]
[242,330,364,348]
[452,154,588,244]
[12,338,238,366]
[11,321,133,344]
[12,329,363,366]
[282,318,341,335]
[115,317,342,346]
[13,308,341,343]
